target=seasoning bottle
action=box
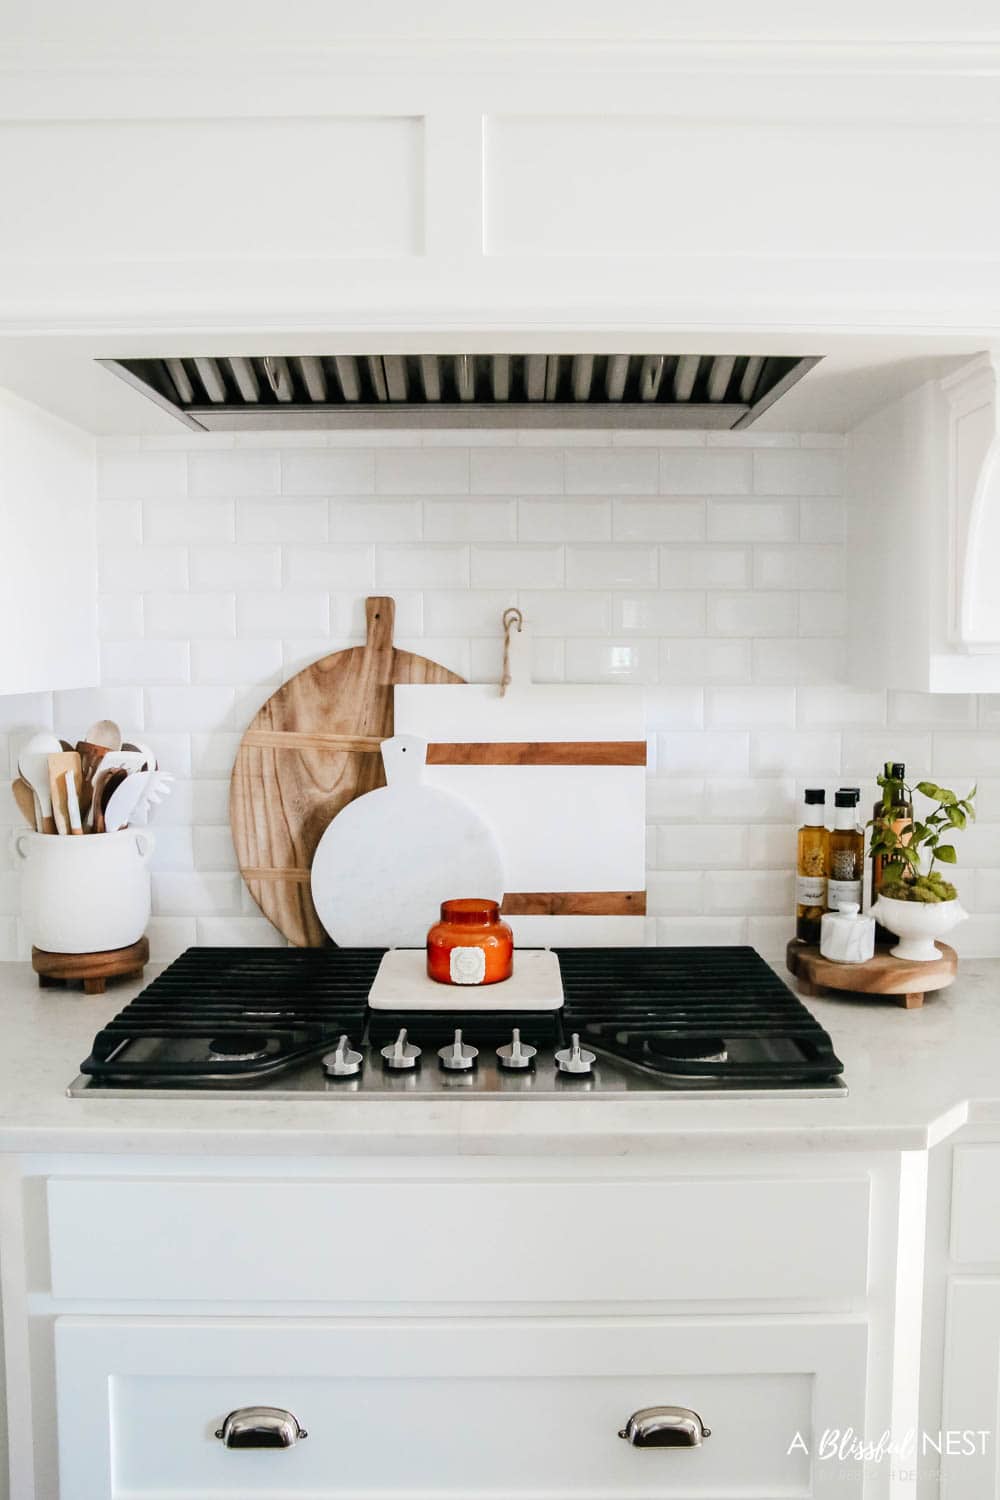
[870,761,913,940]
[795,789,829,945]
[829,788,864,912]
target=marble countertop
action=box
[1,958,998,1156]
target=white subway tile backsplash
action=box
[378,544,470,589]
[752,731,842,776]
[706,687,796,728]
[281,448,375,495]
[143,499,235,545]
[237,498,328,543]
[190,449,279,497]
[657,823,750,870]
[709,592,797,637]
[659,546,749,589]
[754,448,842,496]
[144,686,235,733]
[613,592,706,636]
[519,498,611,542]
[330,498,423,542]
[470,447,563,495]
[472,545,563,589]
[659,449,751,495]
[190,640,284,686]
[425,498,518,542]
[285,545,375,591]
[705,870,793,915]
[707,499,798,542]
[564,448,657,494]
[517,591,611,636]
[797,687,887,728]
[101,640,190,686]
[190,546,281,591]
[754,545,845,591]
[564,639,658,684]
[146,592,235,640]
[376,448,469,495]
[799,497,846,543]
[612,497,705,542]
[99,450,187,500]
[196,915,288,946]
[660,638,753,685]
[10,425,993,967]
[236,592,330,638]
[657,916,749,946]
[657,732,750,776]
[99,545,187,593]
[567,546,656,590]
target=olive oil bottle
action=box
[795,788,829,944]
[828,789,864,911]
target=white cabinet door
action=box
[55,1315,868,1499]
[941,1279,1000,1498]
[0,388,98,695]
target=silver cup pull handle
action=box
[215,1406,308,1448]
[618,1406,711,1447]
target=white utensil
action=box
[310,734,504,947]
[94,750,146,777]
[129,770,175,826]
[17,731,62,835]
[64,769,83,835]
[102,773,150,834]
[122,739,158,770]
[84,719,122,752]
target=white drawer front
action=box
[951,1146,1000,1263]
[55,1316,867,1499]
[47,1173,870,1304]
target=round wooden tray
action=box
[786,939,957,1009]
[32,936,149,995]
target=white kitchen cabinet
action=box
[846,353,1000,692]
[0,388,98,695]
[54,1315,868,1499]
[940,1280,1000,1498]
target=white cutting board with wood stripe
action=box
[394,626,647,946]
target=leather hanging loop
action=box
[499,607,524,697]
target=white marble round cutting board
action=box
[310,734,504,947]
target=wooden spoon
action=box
[84,719,122,753]
[95,768,127,834]
[11,777,38,830]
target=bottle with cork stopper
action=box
[795,788,829,944]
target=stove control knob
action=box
[496,1027,537,1072]
[381,1027,421,1071]
[438,1028,478,1072]
[322,1034,363,1079]
[554,1032,596,1076]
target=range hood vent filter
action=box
[101,353,819,432]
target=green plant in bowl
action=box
[868,771,976,902]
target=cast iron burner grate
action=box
[79,947,381,1083]
[555,946,843,1081]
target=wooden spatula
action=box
[47,751,82,836]
[11,777,38,830]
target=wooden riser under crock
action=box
[32,937,150,995]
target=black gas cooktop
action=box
[69,946,846,1099]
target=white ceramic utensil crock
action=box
[870,895,967,963]
[14,828,154,953]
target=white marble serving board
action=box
[310,735,504,948]
[369,947,564,1011]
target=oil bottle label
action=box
[828,878,863,908]
[796,875,827,905]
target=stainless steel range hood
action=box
[99,353,820,431]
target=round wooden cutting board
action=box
[230,597,464,946]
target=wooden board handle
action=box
[364,596,395,655]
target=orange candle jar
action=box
[426,898,513,986]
